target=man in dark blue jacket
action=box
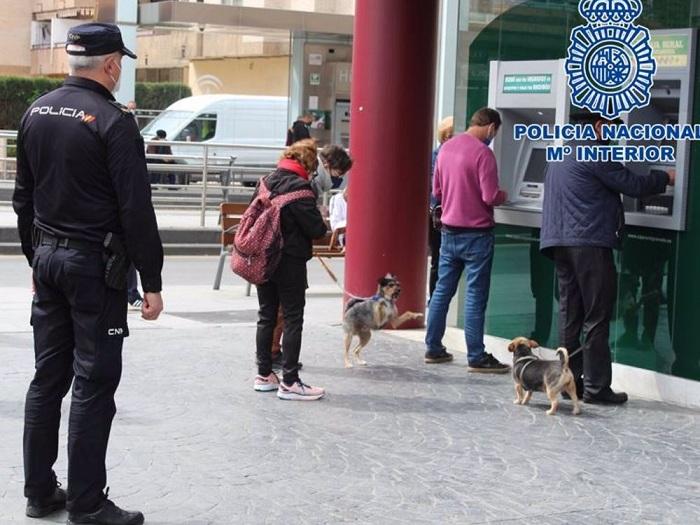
[540,115,674,405]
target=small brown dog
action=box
[342,274,423,368]
[508,337,581,415]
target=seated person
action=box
[329,188,348,246]
[311,144,353,196]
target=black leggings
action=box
[256,257,307,385]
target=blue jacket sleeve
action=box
[594,161,669,198]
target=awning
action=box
[138,1,353,35]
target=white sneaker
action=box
[128,298,143,310]
[254,372,280,392]
[277,380,325,401]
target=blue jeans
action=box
[425,229,495,364]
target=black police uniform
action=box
[13,73,163,512]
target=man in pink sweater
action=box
[425,108,510,373]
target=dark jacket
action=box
[540,141,669,255]
[146,141,173,163]
[257,168,327,260]
[12,76,163,292]
[286,120,311,146]
[430,144,443,208]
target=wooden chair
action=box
[213,202,249,291]
[330,227,346,252]
[214,203,346,292]
[310,227,345,287]
[312,227,346,258]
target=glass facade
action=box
[454,0,700,382]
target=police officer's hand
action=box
[142,292,163,320]
[667,169,676,186]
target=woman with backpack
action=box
[269,145,354,369]
[252,139,329,400]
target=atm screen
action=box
[523,148,548,183]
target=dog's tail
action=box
[556,347,570,368]
[345,297,366,312]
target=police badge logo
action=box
[566,0,657,119]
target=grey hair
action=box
[67,53,115,74]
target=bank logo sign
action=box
[566,0,657,119]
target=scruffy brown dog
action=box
[342,274,423,368]
[508,337,581,416]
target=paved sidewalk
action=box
[1,257,699,524]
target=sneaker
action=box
[26,482,66,518]
[424,348,454,364]
[67,489,144,525]
[128,298,143,310]
[467,353,510,373]
[277,380,325,401]
[254,372,280,392]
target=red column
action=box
[346,0,439,327]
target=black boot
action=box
[67,491,144,525]
[583,388,629,405]
[26,483,66,518]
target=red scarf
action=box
[277,158,309,180]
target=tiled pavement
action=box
[1,257,699,524]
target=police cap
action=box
[66,23,137,59]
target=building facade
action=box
[0,1,34,76]
[5,0,352,99]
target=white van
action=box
[141,94,288,168]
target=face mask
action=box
[108,60,122,93]
[482,126,494,146]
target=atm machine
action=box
[488,59,570,228]
[489,28,695,232]
[333,100,351,148]
[622,28,696,231]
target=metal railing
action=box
[0,130,286,227]
[134,108,162,130]
[0,130,17,181]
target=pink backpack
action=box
[231,177,315,285]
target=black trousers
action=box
[529,237,554,344]
[428,220,442,300]
[24,245,127,513]
[554,246,616,396]
[256,257,307,385]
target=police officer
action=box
[13,23,163,525]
